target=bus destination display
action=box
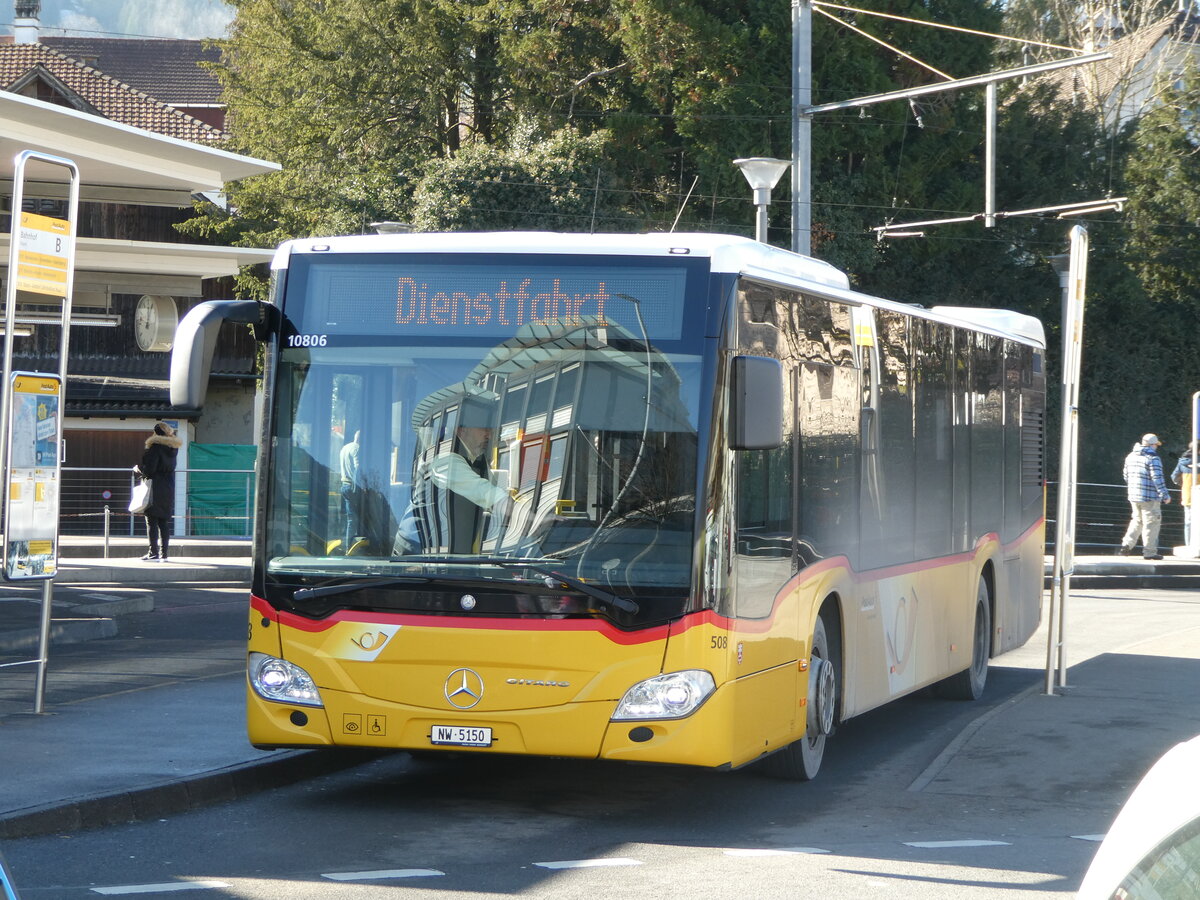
[298,261,690,341]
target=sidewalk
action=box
[0,536,251,656]
[0,548,1196,839]
[1,535,381,837]
[1046,548,1200,588]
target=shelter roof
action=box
[0,90,277,205]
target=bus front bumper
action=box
[247,671,798,771]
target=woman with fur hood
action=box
[135,421,182,561]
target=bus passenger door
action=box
[854,306,883,556]
[952,332,972,553]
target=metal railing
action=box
[51,472,1178,551]
[1046,481,1186,552]
[61,466,256,539]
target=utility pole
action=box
[792,0,812,256]
[792,4,1109,250]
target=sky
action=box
[17,1,234,40]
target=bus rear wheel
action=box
[762,612,837,781]
[938,577,991,701]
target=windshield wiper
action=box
[480,557,640,615]
[384,554,640,614]
[293,574,430,602]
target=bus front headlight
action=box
[612,670,716,720]
[249,652,323,707]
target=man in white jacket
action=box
[412,392,511,555]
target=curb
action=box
[0,748,390,839]
[68,594,156,617]
[1044,575,1200,589]
[908,681,1043,792]
[63,547,249,561]
[0,617,116,654]
[53,563,249,585]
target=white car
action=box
[1077,734,1200,898]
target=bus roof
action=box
[928,306,1045,348]
[273,230,852,290]
[274,231,1044,348]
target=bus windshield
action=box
[263,252,708,622]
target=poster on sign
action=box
[4,372,62,580]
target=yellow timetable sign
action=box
[16,212,71,298]
[13,374,61,395]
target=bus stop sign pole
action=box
[1046,224,1087,695]
[1,150,79,714]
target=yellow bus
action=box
[172,232,1045,780]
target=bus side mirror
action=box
[170,299,275,410]
[730,355,783,450]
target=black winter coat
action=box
[138,433,181,519]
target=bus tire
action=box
[761,612,837,781]
[939,577,991,701]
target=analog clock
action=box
[135,295,178,352]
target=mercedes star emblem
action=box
[445,667,485,709]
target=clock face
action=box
[135,295,177,352]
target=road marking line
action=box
[534,858,642,870]
[91,882,229,895]
[723,847,831,856]
[1071,834,1106,842]
[903,840,1011,848]
[322,869,443,881]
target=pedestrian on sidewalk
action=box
[1171,440,1198,545]
[1118,433,1171,560]
[135,421,181,561]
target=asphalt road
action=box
[2,675,1078,900]
[5,585,1200,898]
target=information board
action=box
[4,372,61,580]
[15,211,71,298]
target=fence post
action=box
[103,505,110,559]
[244,473,252,538]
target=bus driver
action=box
[408,391,512,555]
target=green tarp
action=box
[187,444,257,536]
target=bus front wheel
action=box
[762,612,837,781]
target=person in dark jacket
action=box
[1171,441,1199,546]
[136,421,181,560]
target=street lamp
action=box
[370,221,413,234]
[733,157,792,244]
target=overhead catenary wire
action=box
[811,1,1085,54]
[813,6,956,81]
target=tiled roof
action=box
[40,37,222,105]
[0,43,224,142]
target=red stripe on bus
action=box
[674,517,1044,634]
[250,595,672,645]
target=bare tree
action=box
[1006,0,1200,138]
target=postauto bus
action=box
[171,231,1045,780]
